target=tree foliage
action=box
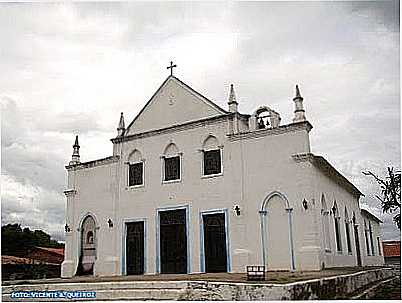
[363,167,401,229]
[1,224,64,257]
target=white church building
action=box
[61,70,384,277]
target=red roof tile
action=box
[36,247,64,256]
[382,241,401,257]
[1,255,32,265]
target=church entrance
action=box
[203,213,227,273]
[77,215,96,276]
[159,209,187,274]
[126,221,145,275]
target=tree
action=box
[1,224,64,256]
[363,167,401,229]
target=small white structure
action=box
[61,73,384,278]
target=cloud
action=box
[1,96,24,148]
[1,175,65,241]
[0,96,113,241]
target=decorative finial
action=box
[294,84,303,100]
[117,112,125,137]
[292,84,306,123]
[70,135,80,165]
[229,84,237,102]
[228,83,238,113]
[167,61,177,76]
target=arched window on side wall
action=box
[321,194,331,252]
[377,237,382,256]
[332,201,342,253]
[369,221,375,255]
[364,220,370,255]
[344,207,352,254]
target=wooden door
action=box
[203,213,227,272]
[126,221,144,275]
[160,209,187,274]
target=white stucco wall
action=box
[306,162,385,269]
[62,159,120,277]
[62,117,384,278]
[360,211,384,266]
[63,118,325,277]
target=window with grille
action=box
[203,149,221,175]
[129,162,143,186]
[164,156,180,181]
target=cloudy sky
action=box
[1,1,400,242]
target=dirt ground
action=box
[2,266,387,286]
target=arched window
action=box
[377,236,382,256]
[128,149,144,187]
[332,201,342,253]
[364,220,370,255]
[369,221,375,255]
[202,135,222,176]
[344,207,352,254]
[321,194,331,252]
[162,143,181,182]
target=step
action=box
[3,280,188,293]
[2,288,186,301]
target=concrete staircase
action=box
[2,268,395,301]
[2,281,189,301]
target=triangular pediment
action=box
[125,76,227,135]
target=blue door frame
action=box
[155,204,191,273]
[199,208,231,273]
[121,218,147,275]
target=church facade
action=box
[61,74,384,277]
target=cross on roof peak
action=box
[167,61,177,76]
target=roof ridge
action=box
[171,75,228,114]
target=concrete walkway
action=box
[2,267,395,301]
[2,266,385,286]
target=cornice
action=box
[66,156,120,171]
[292,152,364,198]
[361,209,383,223]
[292,153,315,163]
[228,121,313,142]
[63,189,77,197]
[111,114,232,144]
